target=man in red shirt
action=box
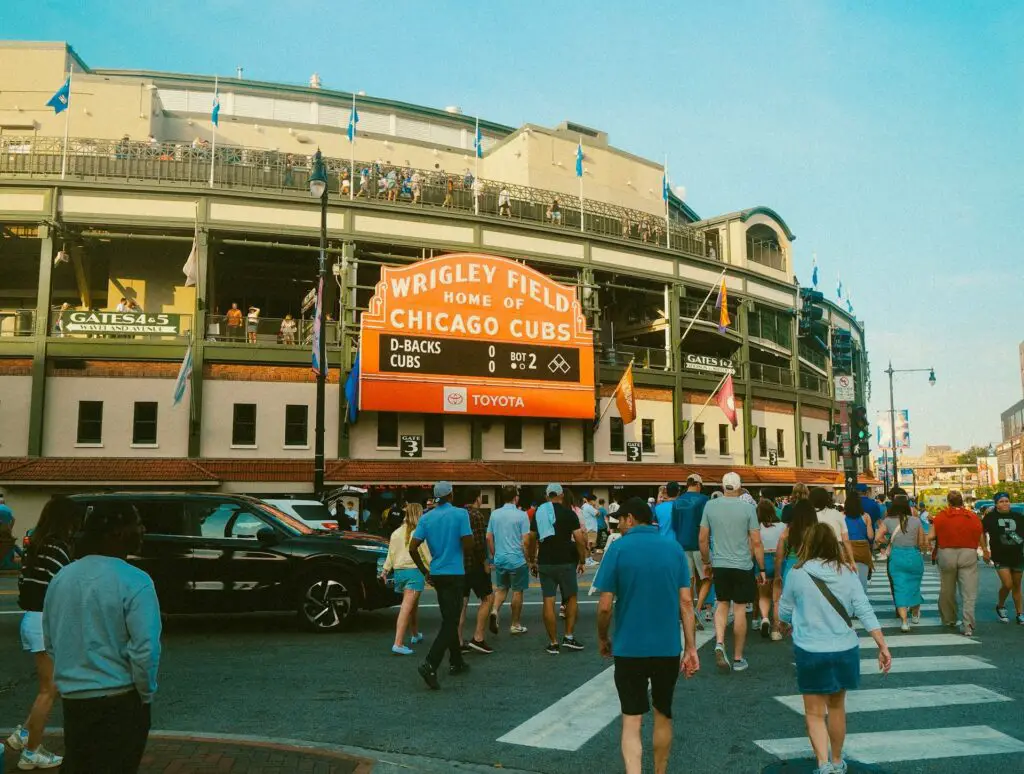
[929,491,985,636]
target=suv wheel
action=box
[298,572,358,632]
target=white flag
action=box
[183,227,198,287]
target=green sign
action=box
[60,311,182,335]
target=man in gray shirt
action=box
[699,472,765,674]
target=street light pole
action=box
[884,361,936,495]
[309,150,329,497]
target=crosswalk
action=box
[756,559,1024,767]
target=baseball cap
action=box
[433,481,453,498]
[546,483,563,497]
[666,481,681,497]
[856,483,869,493]
[686,474,703,486]
[722,472,742,491]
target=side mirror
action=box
[256,527,278,545]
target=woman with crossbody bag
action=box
[779,523,893,774]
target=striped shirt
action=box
[18,540,73,612]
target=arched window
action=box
[746,224,786,271]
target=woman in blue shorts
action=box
[382,503,431,655]
[779,523,893,774]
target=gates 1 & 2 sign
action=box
[359,253,595,418]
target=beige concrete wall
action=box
[594,397,674,462]
[348,413,472,459]
[801,415,834,468]
[0,375,32,456]
[41,376,189,456]
[750,408,797,466]
[0,43,79,136]
[680,400,746,466]
[200,381,339,458]
[481,419,584,461]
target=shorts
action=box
[764,554,776,579]
[613,656,681,717]
[494,563,530,592]
[587,530,598,549]
[794,646,860,695]
[712,567,757,604]
[20,611,45,653]
[393,568,425,593]
[685,550,707,581]
[539,563,579,599]
[463,567,493,600]
[994,563,1024,573]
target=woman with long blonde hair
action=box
[381,502,431,655]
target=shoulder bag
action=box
[807,573,853,628]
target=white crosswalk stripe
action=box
[774,684,1012,714]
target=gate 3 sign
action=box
[60,310,181,335]
[359,253,595,418]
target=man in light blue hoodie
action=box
[44,500,162,773]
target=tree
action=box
[956,444,995,465]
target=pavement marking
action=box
[419,599,599,609]
[868,594,936,601]
[859,633,978,649]
[755,725,1024,763]
[774,684,1011,715]
[859,654,995,674]
[0,611,20,616]
[498,628,715,751]
[854,618,944,630]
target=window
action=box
[642,419,655,454]
[76,401,103,444]
[135,501,188,536]
[132,402,158,445]
[758,426,768,458]
[803,431,812,459]
[718,424,729,455]
[694,422,706,455]
[609,417,625,453]
[197,503,265,539]
[377,412,398,448]
[424,415,445,449]
[284,404,308,447]
[504,418,523,451]
[777,429,786,459]
[232,403,257,446]
[817,433,825,461]
[543,420,561,452]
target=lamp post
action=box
[309,149,329,496]
[884,361,935,494]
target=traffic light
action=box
[798,289,825,339]
[831,329,854,374]
[851,404,870,441]
[821,423,842,451]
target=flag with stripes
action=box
[474,119,483,159]
[347,106,359,142]
[211,90,220,127]
[172,340,193,407]
[311,275,327,377]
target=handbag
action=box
[808,573,853,628]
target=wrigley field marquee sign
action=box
[60,311,182,335]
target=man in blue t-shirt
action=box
[857,483,883,531]
[486,486,531,635]
[653,482,680,537]
[410,481,473,690]
[596,497,699,774]
[671,474,711,626]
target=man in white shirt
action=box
[809,487,856,570]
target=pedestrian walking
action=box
[581,493,600,565]
[778,523,892,774]
[486,486,531,636]
[7,496,81,770]
[653,481,680,538]
[875,494,927,631]
[842,493,874,592]
[43,500,162,773]
[382,503,430,655]
[810,488,856,571]
[772,500,819,642]
[0,492,21,570]
[596,498,609,549]
[410,482,473,690]
[595,498,700,774]
[982,491,1024,624]
[529,483,587,654]
[929,491,984,635]
[699,472,767,672]
[780,483,810,524]
[457,486,495,654]
[756,498,785,639]
[669,475,711,628]
[857,483,883,532]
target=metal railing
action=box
[600,343,671,370]
[799,345,828,371]
[0,309,35,336]
[0,136,708,258]
[48,310,192,341]
[747,239,787,272]
[205,314,341,348]
[799,370,829,395]
[749,362,795,387]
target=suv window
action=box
[135,501,191,537]
[230,513,266,539]
[292,504,332,522]
[195,502,269,540]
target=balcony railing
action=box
[0,136,709,259]
[749,362,795,388]
[0,309,35,336]
[799,370,829,395]
[600,344,671,371]
[205,314,341,348]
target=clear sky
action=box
[7,1,1023,454]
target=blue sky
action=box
[9,1,1023,454]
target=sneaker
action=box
[449,662,471,676]
[460,642,472,654]
[410,633,424,644]
[832,758,848,774]
[732,658,749,672]
[18,746,63,770]
[392,644,414,655]
[545,642,560,655]
[911,612,921,625]
[585,558,597,567]
[1017,614,1024,625]
[694,614,705,631]
[468,639,494,654]
[746,603,754,614]
[813,764,835,774]
[559,604,566,619]
[510,624,528,635]
[770,630,783,642]
[489,611,499,635]
[996,606,1010,623]
[561,635,585,651]
[7,725,28,751]
[963,626,974,638]
[900,620,911,633]
[760,619,771,639]
[417,662,440,690]
[714,643,731,673]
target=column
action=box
[670,283,684,463]
[739,301,753,466]
[27,225,53,457]
[187,199,209,459]
[792,314,803,467]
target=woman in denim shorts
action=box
[381,503,431,655]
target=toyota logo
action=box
[447,392,465,406]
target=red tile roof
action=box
[201,459,314,482]
[0,458,218,484]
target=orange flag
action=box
[614,362,637,425]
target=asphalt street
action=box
[1,563,1023,773]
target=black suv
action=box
[67,492,399,632]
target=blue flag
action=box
[211,92,220,126]
[474,122,483,159]
[575,141,583,177]
[662,173,670,202]
[344,352,361,424]
[172,340,193,407]
[836,276,843,300]
[311,276,326,377]
[347,106,359,142]
[846,296,854,315]
[47,77,71,114]
[811,257,819,288]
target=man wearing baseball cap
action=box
[671,474,711,628]
[699,472,766,673]
[410,481,474,689]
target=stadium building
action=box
[0,41,874,526]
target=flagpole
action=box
[60,68,73,180]
[579,137,585,233]
[474,116,480,215]
[595,358,635,428]
[677,268,727,350]
[677,371,732,442]
[349,92,355,201]
[664,155,671,249]
[209,76,217,189]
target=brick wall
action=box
[753,398,795,415]
[802,406,832,421]
[204,363,340,384]
[45,360,180,378]
[598,385,673,402]
[0,358,32,376]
